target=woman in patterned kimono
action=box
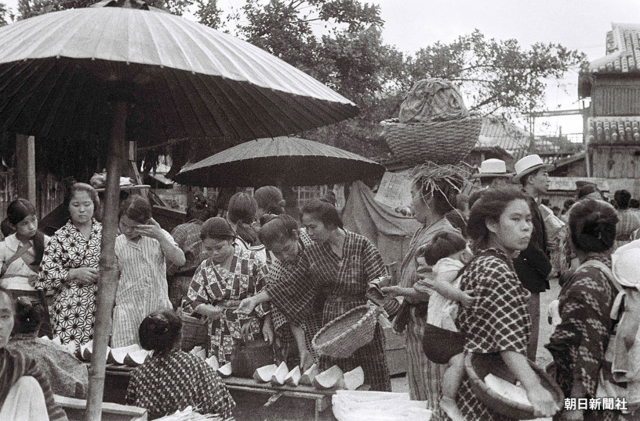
[185,217,269,363]
[455,187,559,420]
[36,182,102,349]
[547,199,621,421]
[256,213,321,370]
[126,309,235,420]
[237,198,392,391]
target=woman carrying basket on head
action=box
[237,198,392,391]
[455,187,560,420]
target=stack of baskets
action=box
[312,304,382,358]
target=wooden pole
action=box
[84,101,127,421]
[16,133,36,205]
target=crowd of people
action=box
[0,154,639,420]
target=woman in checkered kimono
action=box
[455,187,560,420]
[237,199,391,391]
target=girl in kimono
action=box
[237,198,392,391]
[185,217,269,363]
[111,196,185,347]
[0,199,48,300]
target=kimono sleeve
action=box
[266,252,319,326]
[35,234,69,292]
[25,356,69,421]
[361,237,387,283]
[184,260,221,313]
[251,256,271,317]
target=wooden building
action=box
[579,23,640,198]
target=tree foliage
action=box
[5,0,588,165]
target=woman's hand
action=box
[459,291,475,307]
[235,297,257,315]
[526,383,560,418]
[262,316,274,344]
[69,267,99,285]
[132,218,164,241]
[196,304,222,323]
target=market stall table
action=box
[96,364,358,421]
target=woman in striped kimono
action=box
[111,196,185,348]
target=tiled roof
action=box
[587,116,640,143]
[476,116,530,159]
[587,23,640,73]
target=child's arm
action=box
[430,273,473,307]
[381,285,430,301]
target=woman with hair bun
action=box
[456,187,559,420]
[7,297,88,398]
[126,309,235,420]
[254,186,286,220]
[0,199,49,300]
[547,199,621,421]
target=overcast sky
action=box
[5,0,639,134]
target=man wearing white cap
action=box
[512,154,554,361]
[470,158,514,189]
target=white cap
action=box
[512,154,553,182]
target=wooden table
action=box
[222,376,335,421]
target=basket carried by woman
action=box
[381,78,482,166]
[465,352,564,420]
[312,304,381,359]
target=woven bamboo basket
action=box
[382,117,483,166]
[465,352,564,419]
[312,304,381,358]
[178,309,209,352]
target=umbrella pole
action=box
[85,101,127,421]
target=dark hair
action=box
[200,217,236,241]
[467,187,529,247]
[412,177,462,217]
[577,184,601,200]
[65,182,100,214]
[258,214,299,249]
[254,186,286,215]
[119,196,152,224]
[5,198,45,264]
[569,199,618,253]
[420,231,467,266]
[228,192,259,245]
[321,191,337,206]
[13,297,43,335]
[0,219,14,237]
[187,193,214,222]
[614,190,632,210]
[563,199,575,211]
[630,199,640,209]
[6,199,37,226]
[139,310,182,357]
[301,199,343,229]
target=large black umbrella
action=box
[0,2,357,419]
[174,136,386,187]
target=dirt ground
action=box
[234,278,562,421]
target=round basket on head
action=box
[464,352,564,420]
[381,117,483,166]
[312,304,381,359]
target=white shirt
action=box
[0,233,50,291]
